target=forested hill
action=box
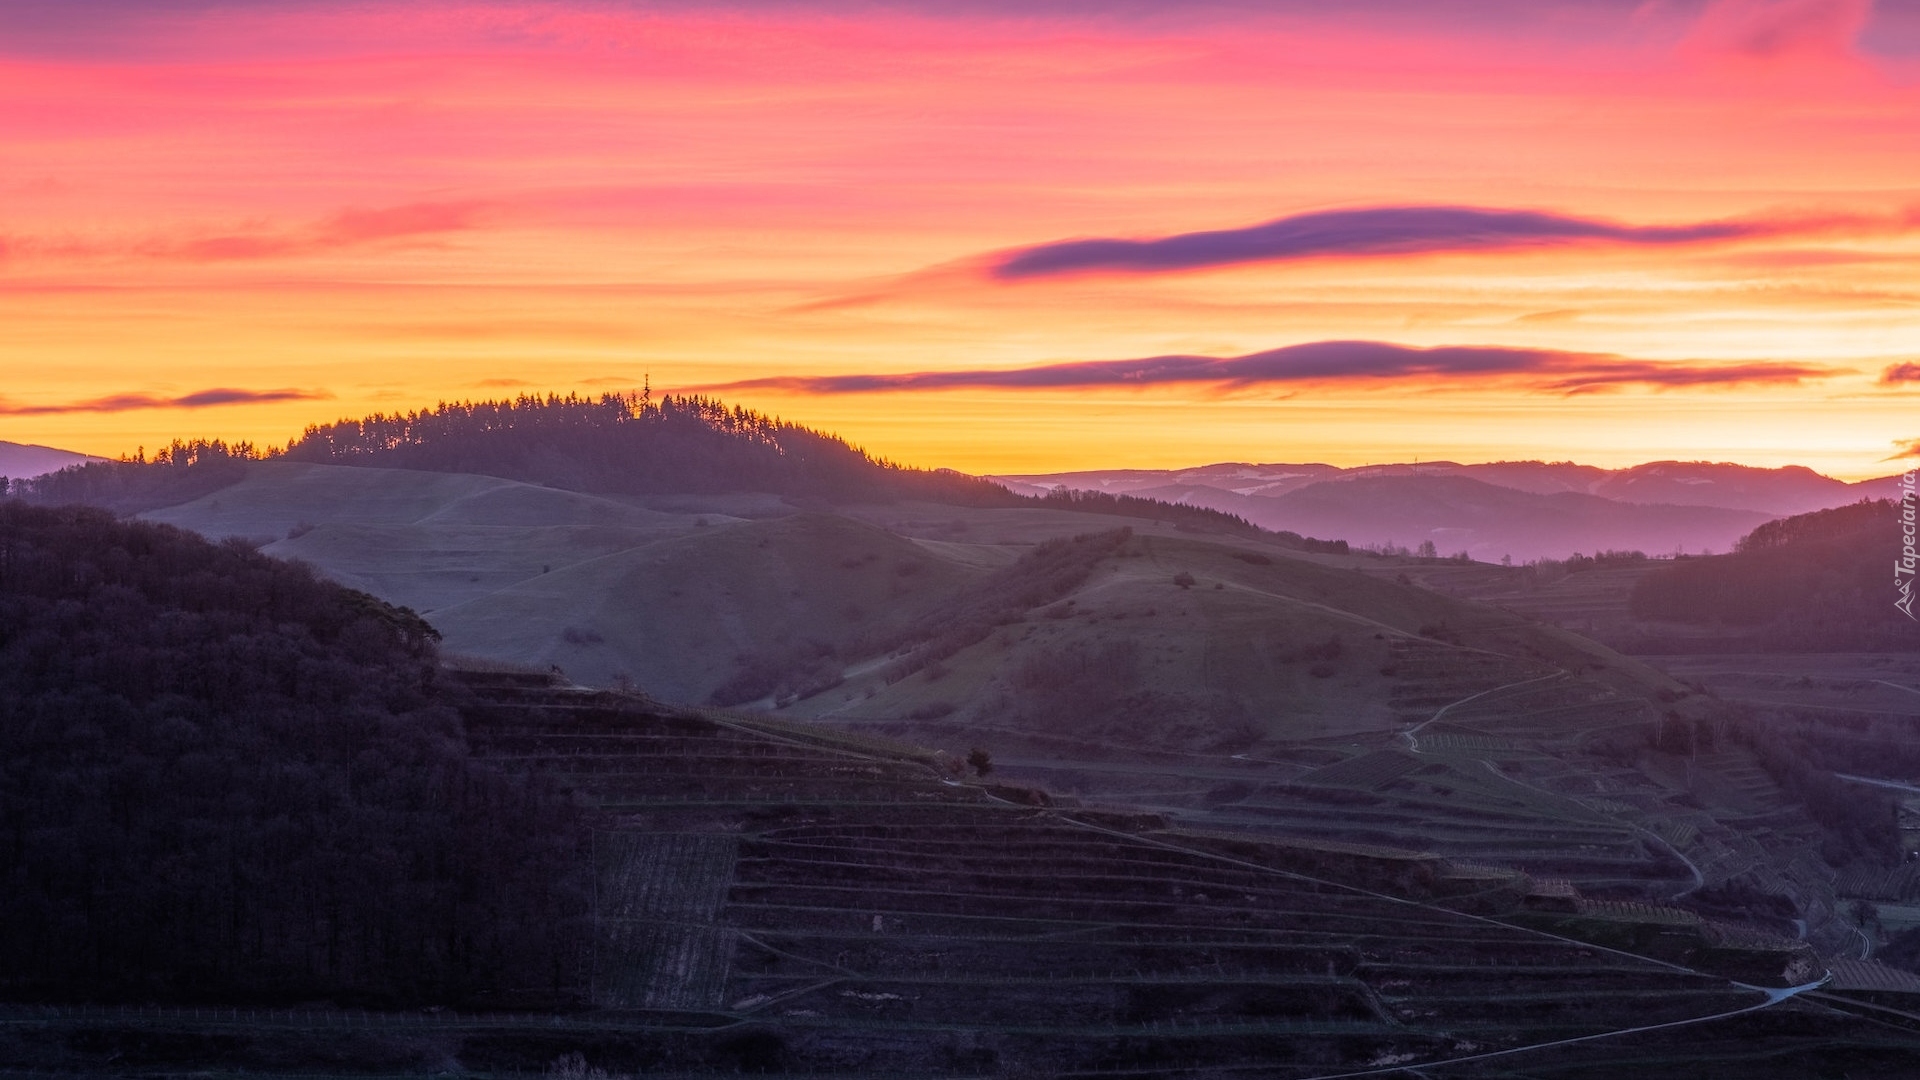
[17,392,1270,536]
[280,393,1018,504]
[0,503,584,1005]
[1629,498,1913,650]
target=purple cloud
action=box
[1881,362,1920,384]
[697,340,1843,396]
[991,205,1779,279]
[0,387,328,415]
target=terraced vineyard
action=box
[14,672,1919,1077]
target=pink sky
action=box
[3,0,1919,477]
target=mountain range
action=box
[996,459,1901,562]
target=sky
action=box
[3,0,1920,478]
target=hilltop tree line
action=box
[281,393,1018,504]
[1628,499,1908,650]
[11,439,258,515]
[9,393,1332,543]
[0,504,586,1005]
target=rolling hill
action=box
[1627,498,1911,652]
[129,454,1887,955]
[135,458,1683,745]
[11,400,1920,1074]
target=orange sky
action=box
[3,0,1919,479]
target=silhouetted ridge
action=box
[1029,486,1263,537]
[15,439,257,514]
[281,392,1016,504]
[1630,498,1910,649]
[1735,497,1895,552]
[0,502,585,1005]
[20,393,1300,538]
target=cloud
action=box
[151,201,489,262]
[1686,0,1871,60]
[697,340,1845,396]
[0,201,490,264]
[1885,438,1920,461]
[0,387,329,415]
[1881,362,1920,384]
[990,204,1824,279]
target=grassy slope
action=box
[428,511,981,700]
[143,462,987,701]
[144,463,1678,729]
[789,524,1680,745]
[135,462,1865,950]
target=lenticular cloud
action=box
[992,205,1772,279]
[699,340,1843,396]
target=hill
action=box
[131,456,1899,954]
[129,460,1680,747]
[9,441,1917,1073]
[1628,498,1911,651]
[15,396,1011,512]
[0,503,584,1005]
[20,393,1267,538]
[14,671,1908,1078]
[280,393,1016,505]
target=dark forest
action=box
[0,504,586,1006]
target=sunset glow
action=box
[5,0,1920,478]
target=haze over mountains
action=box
[997,459,1901,562]
[0,440,98,481]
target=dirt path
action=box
[1287,974,1829,1080]
[1013,790,1829,1080]
[1399,672,1563,752]
[1401,673,1706,900]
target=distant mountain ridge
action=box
[999,458,1893,514]
[997,459,1897,562]
[0,440,99,481]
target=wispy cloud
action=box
[989,204,1855,280]
[1881,362,1920,384]
[1885,438,1920,461]
[3,201,488,264]
[147,201,488,261]
[1685,0,1872,61]
[697,340,1846,396]
[0,387,329,415]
